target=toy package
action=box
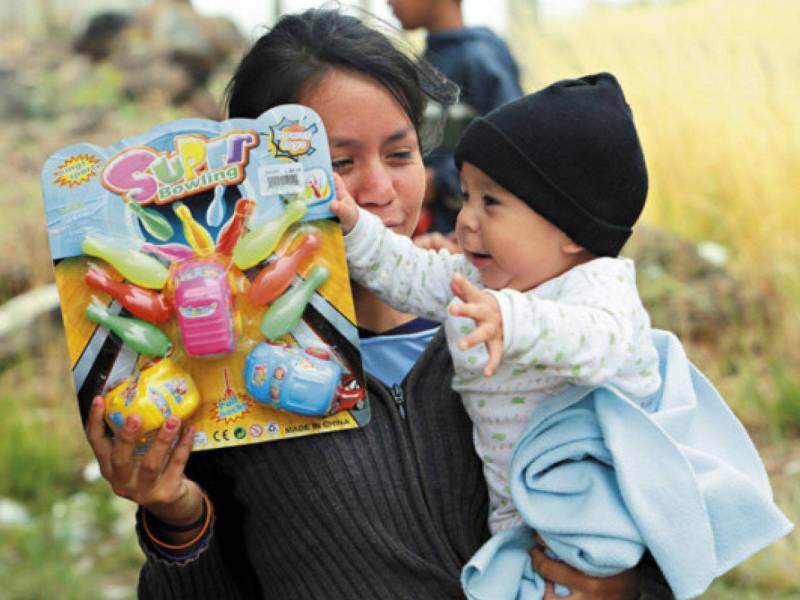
[41,105,370,451]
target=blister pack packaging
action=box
[41,105,369,451]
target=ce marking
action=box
[213,429,230,442]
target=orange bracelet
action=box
[142,493,213,551]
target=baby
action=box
[332,73,661,535]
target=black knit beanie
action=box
[454,72,647,257]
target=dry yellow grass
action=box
[511,0,800,307]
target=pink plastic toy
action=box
[173,258,235,357]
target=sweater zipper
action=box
[390,384,406,420]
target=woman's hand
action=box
[330,173,360,233]
[86,396,203,530]
[530,534,640,600]
[449,273,504,377]
[413,231,461,253]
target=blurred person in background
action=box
[388,0,523,249]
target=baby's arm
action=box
[494,270,643,385]
[331,175,479,320]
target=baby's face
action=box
[456,162,587,292]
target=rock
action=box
[73,11,132,61]
[0,64,28,120]
[72,2,245,105]
[0,284,61,360]
[115,54,195,104]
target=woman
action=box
[86,9,668,599]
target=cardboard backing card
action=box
[41,105,369,451]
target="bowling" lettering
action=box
[102,131,257,206]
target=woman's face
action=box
[298,69,426,238]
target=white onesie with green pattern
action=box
[344,209,661,534]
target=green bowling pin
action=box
[259,264,329,340]
[233,200,307,270]
[125,200,175,241]
[82,235,169,289]
[86,301,172,356]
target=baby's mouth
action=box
[466,250,493,267]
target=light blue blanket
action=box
[462,330,792,599]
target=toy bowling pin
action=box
[249,232,321,306]
[141,242,195,263]
[259,264,329,340]
[85,267,172,323]
[86,300,172,356]
[174,202,214,257]
[216,198,255,256]
[233,200,307,270]
[82,235,169,289]
[206,185,226,228]
[125,199,175,241]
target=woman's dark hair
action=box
[225,8,456,152]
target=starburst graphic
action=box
[53,154,101,188]
[211,368,252,424]
[269,117,318,161]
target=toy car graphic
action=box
[335,374,366,412]
[244,342,364,417]
[173,258,235,357]
[104,358,200,437]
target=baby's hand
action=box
[449,273,504,377]
[330,173,359,233]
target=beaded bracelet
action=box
[142,493,213,551]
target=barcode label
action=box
[259,164,305,196]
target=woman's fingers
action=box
[413,232,459,253]
[85,399,197,512]
[162,425,195,485]
[86,396,113,476]
[530,545,639,599]
[531,545,585,588]
[138,416,181,488]
[108,414,142,493]
[542,580,558,600]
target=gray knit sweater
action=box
[136,332,673,599]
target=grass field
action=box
[1,0,799,597]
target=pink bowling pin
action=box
[141,242,195,263]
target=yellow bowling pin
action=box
[82,235,169,289]
[174,202,214,257]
